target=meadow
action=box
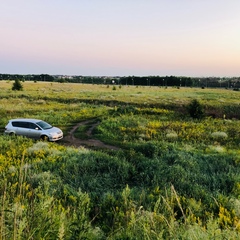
[0,80,240,239]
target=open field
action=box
[1,80,240,104]
[0,81,240,239]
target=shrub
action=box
[187,99,205,119]
[211,131,228,139]
[166,132,178,140]
[12,79,23,91]
[133,141,161,158]
[207,145,226,153]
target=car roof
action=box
[9,118,42,123]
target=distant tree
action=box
[12,79,23,91]
[40,74,54,82]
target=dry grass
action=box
[1,80,240,106]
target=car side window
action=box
[12,121,28,128]
[29,122,39,130]
[12,121,20,127]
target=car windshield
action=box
[36,121,53,130]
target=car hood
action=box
[43,127,62,134]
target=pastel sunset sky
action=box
[1,1,240,77]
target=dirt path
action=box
[63,119,120,150]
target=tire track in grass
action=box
[62,119,120,150]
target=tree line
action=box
[1,73,240,88]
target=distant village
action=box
[1,74,240,89]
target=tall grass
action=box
[0,81,240,238]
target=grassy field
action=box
[0,80,240,239]
[1,80,240,104]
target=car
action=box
[4,118,63,141]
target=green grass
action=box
[1,80,240,104]
[74,119,99,140]
[0,80,240,239]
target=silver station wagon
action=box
[5,119,63,141]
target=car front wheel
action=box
[40,135,49,141]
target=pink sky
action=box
[1,0,240,76]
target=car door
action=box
[27,122,42,139]
[12,121,28,137]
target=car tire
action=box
[40,135,49,141]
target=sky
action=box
[1,1,240,77]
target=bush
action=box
[166,131,178,140]
[211,131,228,139]
[12,79,23,91]
[188,99,205,119]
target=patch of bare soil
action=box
[62,119,120,150]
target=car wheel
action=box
[9,132,15,137]
[40,135,49,141]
